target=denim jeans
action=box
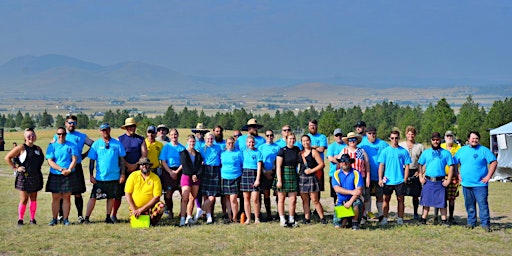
[462,186,490,227]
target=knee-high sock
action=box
[18,203,27,220]
[112,199,121,216]
[377,202,383,217]
[59,198,64,217]
[75,196,84,217]
[413,198,419,215]
[29,201,37,220]
[449,204,455,218]
[264,197,271,215]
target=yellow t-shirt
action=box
[441,142,461,175]
[145,138,163,169]
[124,170,162,208]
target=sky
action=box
[1,0,511,83]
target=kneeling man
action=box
[332,154,363,230]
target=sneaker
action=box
[287,221,299,228]
[105,217,114,224]
[48,219,58,226]
[280,220,287,227]
[420,218,427,225]
[413,214,420,220]
[57,216,63,224]
[440,220,450,227]
[29,219,37,225]
[367,212,376,219]
[78,216,85,224]
[380,217,388,226]
[206,216,213,225]
[63,219,70,226]
[378,215,384,222]
[185,216,194,226]
[312,209,319,217]
[360,216,367,226]
[302,219,311,225]
[483,226,492,232]
[465,224,475,229]
[83,218,90,225]
[254,218,260,224]
[110,216,117,223]
[397,217,404,225]
[449,217,457,225]
[194,208,204,222]
[433,216,439,225]
[352,223,360,230]
[321,218,328,225]
[179,218,186,227]
[17,220,24,226]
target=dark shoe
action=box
[302,219,311,225]
[287,221,299,228]
[105,217,114,224]
[352,223,360,230]
[48,219,58,226]
[17,220,24,226]
[29,219,37,225]
[321,218,328,225]
[57,216,63,224]
[449,217,457,225]
[483,226,492,232]
[441,220,450,227]
[63,219,71,226]
[465,224,475,229]
[433,216,439,225]
[420,218,427,225]
[413,214,420,220]
[312,209,319,217]
[110,216,117,223]
[83,217,91,224]
[78,216,85,224]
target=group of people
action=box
[5,116,497,231]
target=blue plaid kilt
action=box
[240,168,259,192]
[45,172,77,193]
[299,172,320,193]
[200,165,221,197]
[221,177,241,195]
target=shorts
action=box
[180,174,200,187]
[383,183,406,196]
[405,170,422,197]
[332,198,363,227]
[369,180,384,197]
[161,166,181,192]
[90,180,122,199]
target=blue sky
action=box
[1,0,511,82]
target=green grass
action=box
[0,130,511,255]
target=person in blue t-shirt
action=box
[259,129,281,221]
[276,125,303,150]
[332,154,363,230]
[197,132,222,224]
[453,131,497,232]
[378,130,411,226]
[241,135,263,224]
[307,119,328,192]
[84,123,126,224]
[236,118,265,151]
[213,125,227,150]
[327,128,347,204]
[220,137,244,222]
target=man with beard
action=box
[125,157,165,226]
[327,129,346,204]
[354,121,367,144]
[418,132,454,226]
[213,125,227,150]
[307,119,327,193]
[54,115,94,224]
[438,130,461,224]
[156,124,170,144]
[236,119,265,151]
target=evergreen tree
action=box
[20,113,35,129]
[39,110,54,128]
[54,114,65,128]
[15,111,23,127]
[457,95,485,142]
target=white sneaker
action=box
[397,217,404,225]
[185,216,194,225]
[280,220,287,227]
[206,216,213,224]
[380,217,388,226]
[194,208,204,222]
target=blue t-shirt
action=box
[53,130,88,163]
[199,144,222,166]
[194,139,206,151]
[275,138,303,150]
[220,149,244,179]
[377,146,412,185]
[418,148,455,177]
[332,168,363,205]
[359,139,389,181]
[118,134,145,165]
[242,148,263,169]
[88,138,126,181]
[307,133,328,159]
[454,145,497,187]
[236,135,265,151]
[327,141,347,177]
[46,141,79,175]
[159,143,185,168]
[259,142,281,170]
[213,139,226,150]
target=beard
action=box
[141,168,150,175]
[215,134,223,142]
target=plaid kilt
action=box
[72,163,86,194]
[240,168,259,192]
[274,166,299,193]
[200,165,221,196]
[221,177,241,195]
[45,172,77,193]
[15,171,44,193]
[446,176,459,200]
[299,172,320,193]
[90,180,122,199]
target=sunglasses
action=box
[335,134,342,137]
[57,133,66,136]
[67,121,77,125]
[233,134,241,137]
[348,137,358,142]
[282,129,291,132]
[390,137,400,140]
[266,134,274,137]
[367,132,376,135]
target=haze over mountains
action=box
[0,54,509,99]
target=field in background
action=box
[0,129,510,255]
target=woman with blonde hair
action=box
[179,135,204,226]
[197,132,222,224]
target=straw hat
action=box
[242,118,264,131]
[342,132,362,144]
[191,123,210,134]
[121,117,138,129]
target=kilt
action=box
[446,176,459,200]
[274,166,298,193]
[72,163,86,194]
[405,170,422,197]
[240,168,259,192]
[419,179,446,208]
[221,177,241,195]
[15,171,44,193]
[90,180,122,199]
[260,171,274,190]
[46,172,77,193]
[200,165,221,196]
[161,167,181,192]
[299,173,319,193]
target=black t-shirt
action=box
[277,146,301,166]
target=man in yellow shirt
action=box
[125,157,164,226]
[144,126,163,175]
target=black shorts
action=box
[383,183,406,196]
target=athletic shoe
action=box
[288,221,299,228]
[194,208,204,222]
[105,217,114,224]
[483,226,492,232]
[83,217,91,224]
[433,216,439,225]
[63,219,70,226]
[280,220,287,227]
[413,214,420,220]
[206,216,213,225]
[17,220,24,226]
[48,219,58,226]
[465,224,475,229]
[110,216,117,223]
[57,216,63,224]
[367,212,376,219]
[360,216,367,226]
[420,218,427,225]
[302,219,311,225]
[449,217,457,225]
[321,218,328,225]
[179,219,186,227]
[29,219,37,225]
[397,217,404,225]
[352,223,360,230]
[379,217,388,226]
[185,216,194,226]
[78,216,85,224]
[441,220,450,227]
[254,218,260,224]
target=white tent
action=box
[489,121,512,181]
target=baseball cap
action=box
[147,125,156,133]
[431,132,442,139]
[445,130,454,136]
[354,121,366,127]
[99,123,110,130]
[333,128,343,136]
[367,126,377,132]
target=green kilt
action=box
[274,166,298,193]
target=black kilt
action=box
[90,180,122,199]
[46,172,76,193]
[240,168,259,192]
[200,165,221,197]
[405,170,422,197]
[72,163,87,194]
[221,177,240,195]
[15,171,43,193]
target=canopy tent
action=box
[489,121,512,181]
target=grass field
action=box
[0,129,511,255]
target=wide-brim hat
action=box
[121,117,138,129]
[242,118,264,131]
[136,157,152,166]
[342,132,362,144]
[157,124,169,132]
[337,153,355,164]
[191,123,210,134]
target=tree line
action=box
[2,95,511,147]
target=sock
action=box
[413,198,419,215]
[449,204,455,219]
[181,216,185,222]
[75,196,84,217]
[434,208,439,218]
[195,198,201,208]
[112,199,121,216]
[289,215,295,223]
[280,215,286,222]
[206,213,212,219]
[59,198,64,217]
[264,197,271,215]
[377,202,383,217]
[29,201,37,220]
[18,203,27,220]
